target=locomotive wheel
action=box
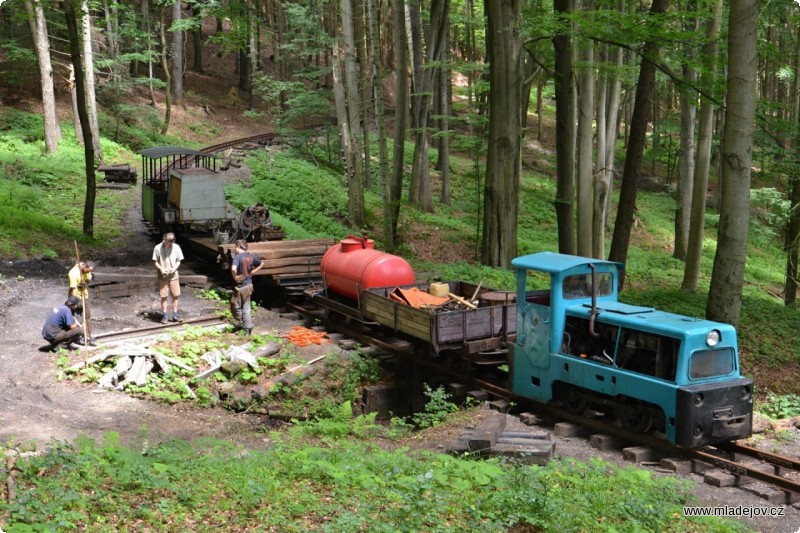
[617,402,653,433]
[562,386,590,415]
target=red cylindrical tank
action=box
[320,235,415,300]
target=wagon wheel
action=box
[562,386,590,415]
[617,402,653,433]
[449,353,472,375]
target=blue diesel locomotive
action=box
[511,252,753,448]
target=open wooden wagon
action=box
[360,281,517,364]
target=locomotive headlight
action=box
[706,330,721,347]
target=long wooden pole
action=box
[73,240,89,355]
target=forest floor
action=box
[1,66,799,531]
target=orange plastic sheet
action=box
[283,325,329,347]
[389,287,450,309]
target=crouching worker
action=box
[230,239,263,335]
[41,295,93,351]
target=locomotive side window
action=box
[562,316,618,366]
[616,329,679,381]
[562,273,613,299]
[689,348,735,379]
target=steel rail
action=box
[689,447,800,496]
[288,300,800,498]
[93,315,227,343]
[153,133,279,181]
[718,441,800,473]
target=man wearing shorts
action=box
[152,232,184,323]
[230,239,263,335]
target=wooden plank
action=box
[362,300,431,340]
[469,413,507,452]
[219,238,333,253]
[254,255,325,269]
[255,264,325,276]
[435,305,517,343]
[92,273,209,284]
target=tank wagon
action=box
[306,240,752,448]
[308,235,517,362]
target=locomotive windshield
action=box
[562,273,613,299]
[689,348,735,379]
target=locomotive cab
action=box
[511,252,753,447]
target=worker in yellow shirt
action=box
[68,261,95,342]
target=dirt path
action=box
[0,186,272,449]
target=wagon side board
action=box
[361,282,517,354]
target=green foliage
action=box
[757,393,800,419]
[275,350,381,420]
[0,436,742,531]
[749,187,790,243]
[225,150,350,238]
[294,401,380,440]
[0,42,36,87]
[411,384,459,429]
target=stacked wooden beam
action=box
[90,271,210,298]
[218,238,335,285]
[448,413,555,464]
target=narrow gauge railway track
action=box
[93,315,227,344]
[288,300,800,501]
[154,133,280,181]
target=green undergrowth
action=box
[0,109,137,258]
[0,432,746,532]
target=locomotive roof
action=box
[512,252,623,274]
[567,301,737,337]
[139,146,217,159]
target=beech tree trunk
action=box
[608,0,669,288]
[576,0,594,257]
[785,31,800,306]
[64,0,97,238]
[673,5,699,260]
[481,0,521,268]
[553,0,576,255]
[706,0,758,326]
[191,5,204,73]
[682,0,722,291]
[24,0,62,153]
[171,0,184,108]
[367,0,390,226]
[388,0,408,251]
[159,9,173,135]
[80,0,103,164]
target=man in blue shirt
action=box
[41,296,89,351]
[230,239,264,336]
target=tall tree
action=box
[80,0,103,163]
[673,4,699,260]
[481,0,521,268]
[706,0,758,326]
[24,0,62,154]
[553,0,576,255]
[681,0,723,291]
[387,0,408,251]
[575,0,594,257]
[785,29,800,306]
[190,3,204,73]
[367,0,390,225]
[608,0,669,287]
[332,0,365,228]
[64,0,97,238]
[171,0,184,107]
[405,0,448,212]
